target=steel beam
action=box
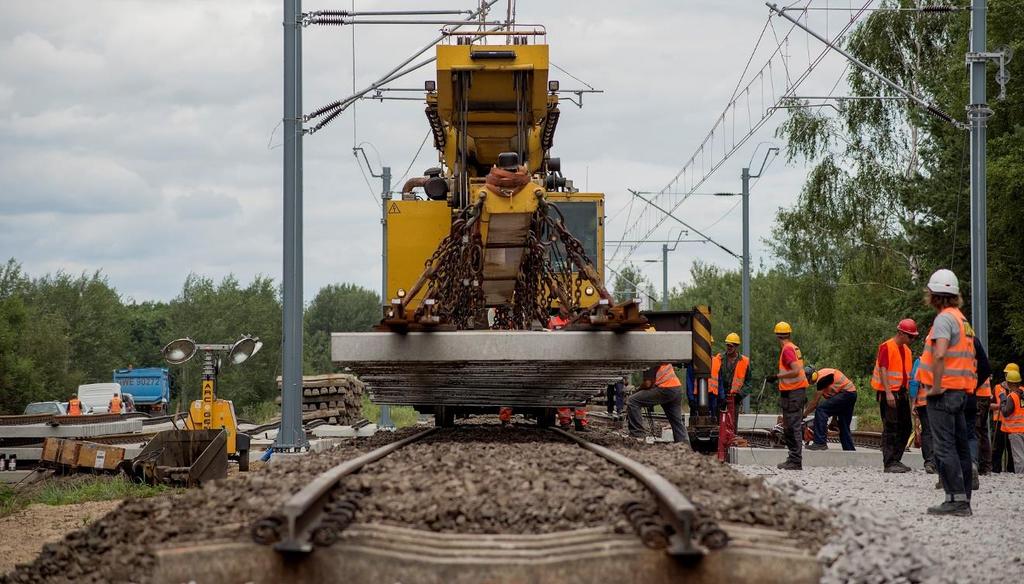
[331,331,692,363]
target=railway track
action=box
[250,424,722,559]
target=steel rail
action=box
[550,428,704,561]
[263,427,437,553]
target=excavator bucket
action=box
[331,330,692,408]
[130,429,228,487]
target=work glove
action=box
[765,374,779,383]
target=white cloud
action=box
[0,0,855,301]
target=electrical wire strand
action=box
[395,130,433,185]
[550,62,596,91]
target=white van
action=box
[77,383,122,415]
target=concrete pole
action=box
[661,243,669,311]
[379,167,394,430]
[275,0,309,451]
[741,167,751,414]
[969,0,989,350]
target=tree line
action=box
[650,0,1023,397]
[0,259,380,415]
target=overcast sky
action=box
[0,1,859,303]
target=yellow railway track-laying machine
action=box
[332,26,706,426]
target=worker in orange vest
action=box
[916,269,976,517]
[626,326,688,445]
[996,369,1023,473]
[547,307,588,431]
[765,322,808,470]
[992,364,1019,473]
[108,392,123,415]
[67,394,83,416]
[805,368,857,451]
[871,318,917,473]
[709,332,750,436]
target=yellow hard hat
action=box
[774,321,793,335]
[1005,363,1020,374]
[725,332,741,345]
[1008,370,1022,384]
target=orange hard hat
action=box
[897,318,919,337]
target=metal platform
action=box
[331,331,692,407]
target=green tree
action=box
[611,264,651,304]
[770,0,1024,372]
[164,274,282,409]
[304,283,380,373]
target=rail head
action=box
[264,427,437,553]
[551,428,705,561]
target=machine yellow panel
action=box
[386,199,451,309]
[544,191,605,307]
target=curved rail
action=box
[256,427,437,553]
[550,428,705,561]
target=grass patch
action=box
[239,400,280,424]
[0,475,171,518]
[361,394,420,428]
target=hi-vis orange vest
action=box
[709,354,750,396]
[994,382,1008,423]
[816,368,857,398]
[916,307,977,392]
[871,338,912,392]
[654,364,682,388]
[976,377,992,399]
[1002,391,1024,434]
[109,395,122,414]
[777,341,808,391]
[68,398,82,416]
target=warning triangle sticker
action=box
[388,202,401,215]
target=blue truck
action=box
[112,367,171,413]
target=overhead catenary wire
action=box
[611,1,872,268]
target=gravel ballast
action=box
[3,421,833,583]
[735,464,1024,583]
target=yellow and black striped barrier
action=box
[691,305,712,377]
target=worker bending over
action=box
[916,269,976,517]
[626,360,689,445]
[871,319,917,473]
[992,364,1019,473]
[765,322,809,470]
[547,307,588,430]
[804,368,857,451]
[997,369,1024,473]
[709,332,751,433]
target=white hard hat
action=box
[926,269,960,296]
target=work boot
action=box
[884,462,911,473]
[806,442,828,451]
[924,461,937,474]
[776,460,802,471]
[927,501,972,517]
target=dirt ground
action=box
[0,500,121,574]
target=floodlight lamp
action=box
[584,286,595,296]
[162,338,197,365]
[548,80,559,93]
[227,335,263,366]
[397,288,407,298]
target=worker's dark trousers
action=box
[964,393,978,465]
[974,397,992,473]
[927,390,972,502]
[779,389,807,465]
[627,387,689,444]
[878,390,912,468]
[813,391,856,450]
[915,405,934,468]
[605,385,624,415]
[992,423,1015,473]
